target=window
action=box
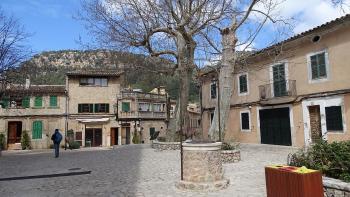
[78,104,94,113]
[94,103,109,113]
[238,74,248,95]
[49,96,57,107]
[309,51,328,81]
[80,77,108,86]
[122,102,130,112]
[153,103,162,112]
[22,96,30,108]
[150,127,156,138]
[32,121,43,139]
[325,106,343,131]
[34,96,43,107]
[210,112,214,125]
[240,111,250,131]
[210,81,217,99]
[139,103,151,111]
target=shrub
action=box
[132,132,140,144]
[221,142,238,150]
[288,140,350,182]
[0,133,6,150]
[69,141,80,149]
[21,131,31,150]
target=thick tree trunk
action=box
[176,35,196,139]
[208,27,237,141]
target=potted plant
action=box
[21,130,31,150]
[221,142,241,163]
[0,133,5,156]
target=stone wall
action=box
[323,177,350,197]
[221,150,241,163]
[151,141,180,151]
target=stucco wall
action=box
[201,24,350,147]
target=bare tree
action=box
[78,0,234,139]
[0,8,31,96]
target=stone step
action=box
[7,143,22,150]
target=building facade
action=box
[66,70,122,147]
[200,15,350,147]
[117,89,168,144]
[0,85,66,149]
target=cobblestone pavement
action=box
[0,144,297,197]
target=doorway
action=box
[308,105,322,142]
[110,128,119,145]
[8,121,22,145]
[85,128,102,147]
[259,107,292,146]
[121,127,131,145]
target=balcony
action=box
[119,92,166,101]
[118,111,167,120]
[259,80,297,105]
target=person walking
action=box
[51,129,62,158]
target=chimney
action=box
[25,78,30,89]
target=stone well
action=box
[176,142,229,191]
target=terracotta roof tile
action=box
[66,70,123,77]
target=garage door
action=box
[259,107,292,146]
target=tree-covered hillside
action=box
[13,50,199,101]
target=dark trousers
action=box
[54,143,59,157]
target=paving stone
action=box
[0,144,296,197]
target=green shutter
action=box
[122,102,130,112]
[89,104,94,113]
[239,75,247,93]
[22,96,30,108]
[311,53,327,79]
[78,104,82,113]
[32,121,43,139]
[1,97,10,108]
[34,97,42,107]
[106,104,109,113]
[94,104,100,112]
[49,96,57,107]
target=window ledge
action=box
[240,129,251,132]
[48,106,59,109]
[32,107,44,109]
[309,77,329,84]
[327,130,345,134]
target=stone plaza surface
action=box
[0,144,296,197]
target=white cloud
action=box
[278,0,350,34]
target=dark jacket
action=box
[51,130,62,144]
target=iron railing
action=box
[118,111,166,119]
[259,80,296,100]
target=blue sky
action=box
[0,0,90,53]
[1,0,349,55]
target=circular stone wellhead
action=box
[176,142,229,191]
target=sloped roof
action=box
[200,14,350,76]
[67,70,123,77]
[4,85,66,95]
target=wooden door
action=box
[111,128,115,146]
[94,129,102,146]
[8,122,22,144]
[8,123,17,144]
[309,105,322,142]
[125,127,130,144]
[110,128,119,145]
[260,108,292,146]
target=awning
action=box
[76,118,110,123]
